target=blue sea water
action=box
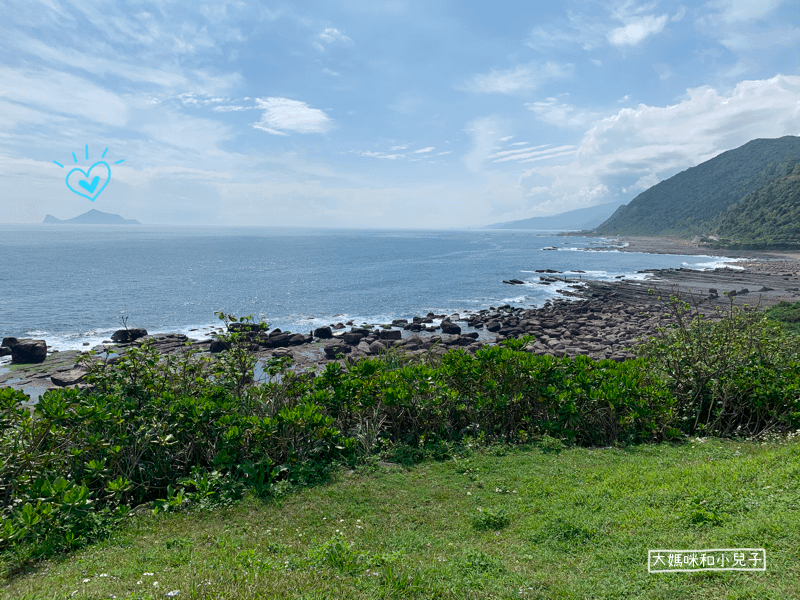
[1,225,740,352]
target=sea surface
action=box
[1,226,740,352]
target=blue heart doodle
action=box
[66,161,111,201]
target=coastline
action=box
[3,237,799,402]
[580,233,800,260]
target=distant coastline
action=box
[43,209,140,225]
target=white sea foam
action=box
[682,258,745,270]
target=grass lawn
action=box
[3,436,799,600]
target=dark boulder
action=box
[440,321,461,335]
[368,341,387,354]
[9,339,47,363]
[324,343,351,358]
[288,333,307,346]
[209,340,230,353]
[314,326,333,339]
[270,333,292,348]
[0,347,10,357]
[342,332,364,345]
[379,330,402,341]
[485,320,502,332]
[1,337,18,348]
[111,328,148,343]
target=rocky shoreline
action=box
[3,251,800,402]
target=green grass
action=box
[766,302,800,335]
[4,436,800,600]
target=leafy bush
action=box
[4,303,800,573]
[637,296,800,436]
[766,300,800,334]
[0,320,350,574]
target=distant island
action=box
[43,209,140,225]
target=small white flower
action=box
[153,581,160,587]
[83,578,91,583]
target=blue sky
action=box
[1,0,799,227]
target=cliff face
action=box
[594,136,800,240]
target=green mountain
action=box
[43,209,140,224]
[594,136,800,243]
[486,199,627,231]
[712,160,800,248]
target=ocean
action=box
[1,226,739,352]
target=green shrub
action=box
[5,302,800,573]
[766,300,800,334]
[637,296,800,436]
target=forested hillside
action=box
[711,160,800,248]
[594,136,800,241]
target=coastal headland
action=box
[3,236,799,399]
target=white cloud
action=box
[718,25,800,51]
[527,12,608,51]
[523,75,800,214]
[0,67,130,128]
[413,147,435,153]
[630,173,660,192]
[460,62,573,94]
[492,145,577,163]
[526,98,603,129]
[213,104,258,112]
[314,27,354,51]
[253,98,332,135]
[463,116,506,172]
[488,144,551,160]
[607,14,668,46]
[709,0,784,23]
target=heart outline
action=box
[66,161,111,201]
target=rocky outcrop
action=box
[51,368,86,387]
[440,321,461,335]
[4,338,47,364]
[379,330,402,341]
[111,328,148,343]
[314,326,333,339]
[324,343,351,358]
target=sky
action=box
[1,0,799,227]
